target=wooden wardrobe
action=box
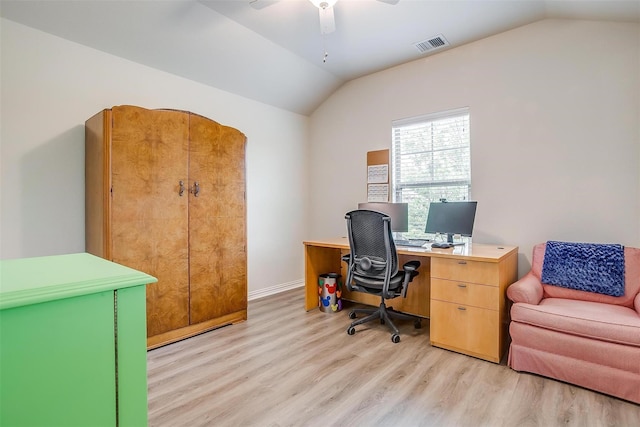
[85,105,247,349]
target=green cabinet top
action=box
[0,253,157,310]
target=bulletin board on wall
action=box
[366,149,389,202]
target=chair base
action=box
[347,300,421,343]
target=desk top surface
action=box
[304,237,518,263]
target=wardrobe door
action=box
[110,106,190,337]
[188,114,247,324]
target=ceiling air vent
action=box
[414,34,449,53]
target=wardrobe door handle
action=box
[179,180,185,196]
[190,181,200,197]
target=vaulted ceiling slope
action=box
[1,0,639,115]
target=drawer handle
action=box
[457,306,466,311]
[458,261,467,265]
[457,283,467,288]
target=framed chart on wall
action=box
[367,149,389,202]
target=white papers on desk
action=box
[367,164,388,184]
[367,184,389,202]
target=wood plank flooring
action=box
[147,289,640,426]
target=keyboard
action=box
[394,239,430,248]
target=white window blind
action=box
[392,108,471,237]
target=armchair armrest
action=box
[635,292,640,316]
[506,272,543,305]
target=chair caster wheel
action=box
[414,319,422,329]
[347,326,356,335]
[380,319,385,325]
[391,334,400,343]
[349,312,357,319]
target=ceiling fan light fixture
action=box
[309,0,338,9]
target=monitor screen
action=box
[425,201,477,241]
[357,202,408,233]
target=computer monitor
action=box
[425,201,477,243]
[357,202,408,233]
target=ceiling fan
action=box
[249,0,399,35]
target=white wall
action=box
[0,19,309,294]
[3,17,639,290]
[309,19,640,276]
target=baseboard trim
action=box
[248,279,304,301]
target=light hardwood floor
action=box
[147,289,640,426]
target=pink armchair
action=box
[506,243,640,403]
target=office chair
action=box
[342,210,422,343]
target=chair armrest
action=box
[635,292,640,315]
[506,272,543,305]
[400,260,421,298]
[341,254,353,291]
[402,260,420,272]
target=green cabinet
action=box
[0,253,156,427]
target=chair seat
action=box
[511,298,640,347]
[351,271,404,294]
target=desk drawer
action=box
[430,299,499,362]
[431,278,498,310]
[431,258,498,286]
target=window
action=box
[391,108,470,238]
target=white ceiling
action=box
[1,0,639,115]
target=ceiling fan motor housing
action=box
[310,0,338,10]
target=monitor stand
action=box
[446,233,466,246]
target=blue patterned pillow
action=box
[541,241,625,297]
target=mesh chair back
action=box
[345,210,399,279]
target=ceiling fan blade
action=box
[318,6,335,34]
[249,0,279,10]
[376,0,400,4]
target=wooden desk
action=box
[303,238,518,363]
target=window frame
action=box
[391,107,471,238]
